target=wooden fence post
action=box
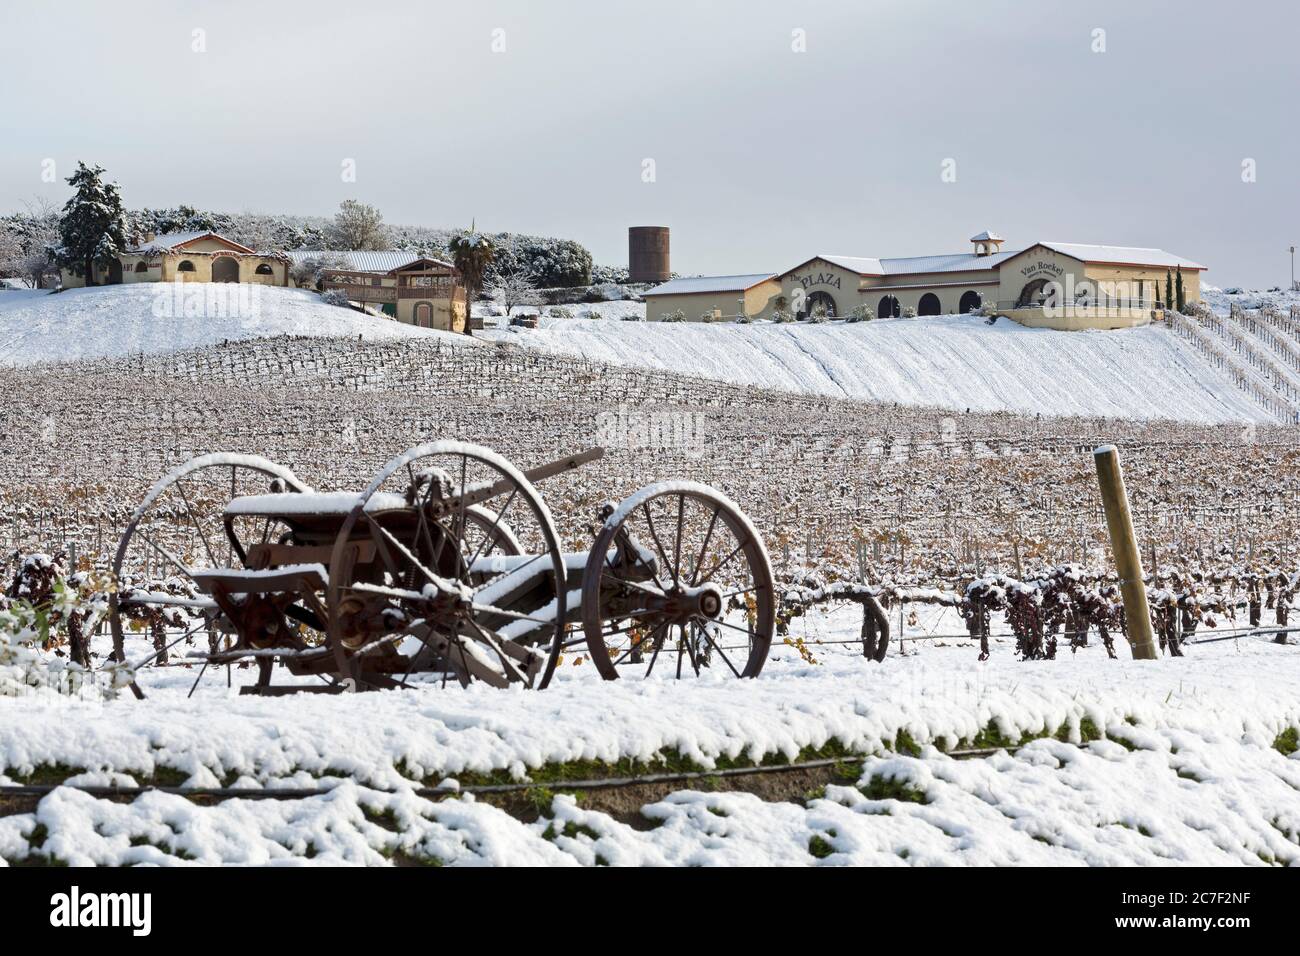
[1093,445,1158,660]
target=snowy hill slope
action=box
[483,313,1271,424]
[0,284,453,366]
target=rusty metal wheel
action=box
[108,454,312,699]
[326,442,567,691]
[581,483,775,680]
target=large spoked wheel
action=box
[108,454,312,699]
[326,442,567,691]
[581,483,775,681]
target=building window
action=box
[255,263,274,276]
[177,260,196,272]
[918,293,942,316]
[878,295,900,319]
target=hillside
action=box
[0,284,451,366]
[482,311,1270,424]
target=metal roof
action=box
[284,250,455,273]
[644,273,775,295]
[1035,242,1206,270]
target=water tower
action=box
[628,226,670,283]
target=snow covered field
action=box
[481,309,1271,424]
[1,611,1297,866]
[0,284,451,366]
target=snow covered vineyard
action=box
[481,307,1293,425]
[3,334,1300,575]
[1,631,1298,865]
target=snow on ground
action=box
[480,308,1271,424]
[1203,284,1300,315]
[1,609,1296,865]
[0,284,455,366]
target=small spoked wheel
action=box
[581,483,775,680]
[108,454,312,699]
[326,442,567,690]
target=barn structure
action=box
[643,231,1206,330]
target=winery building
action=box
[60,231,291,288]
[643,231,1206,331]
[286,250,467,332]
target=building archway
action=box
[804,290,837,319]
[918,292,942,316]
[959,290,982,315]
[1016,278,1050,308]
[255,262,274,276]
[134,261,148,274]
[212,256,239,283]
[107,259,123,284]
[878,295,900,319]
[413,302,433,328]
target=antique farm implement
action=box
[107,442,775,698]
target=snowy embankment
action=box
[0,284,451,366]
[481,310,1270,424]
[1,630,1297,865]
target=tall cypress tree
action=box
[1175,265,1185,312]
[1165,270,1173,311]
[55,162,128,286]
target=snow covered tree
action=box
[54,162,128,286]
[330,200,388,251]
[289,251,350,289]
[0,228,20,281]
[449,227,495,337]
[1175,265,1185,312]
[484,262,539,315]
[1165,270,1173,310]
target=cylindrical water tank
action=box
[628,226,670,283]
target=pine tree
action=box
[1175,265,1185,312]
[55,162,128,286]
[1165,270,1173,311]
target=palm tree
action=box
[448,224,495,336]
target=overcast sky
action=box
[2,0,1296,286]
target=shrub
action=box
[321,289,352,308]
[847,305,874,323]
[771,308,793,324]
[547,306,573,318]
[659,309,686,323]
[902,305,917,318]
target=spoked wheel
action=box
[108,454,313,699]
[326,442,567,691]
[581,483,775,680]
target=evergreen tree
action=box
[55,162,128,285]
[1165,270,1173,311]
[1175,265,1185,312]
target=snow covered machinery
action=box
[106,442,776,697]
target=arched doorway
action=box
[413,302,433,328]
[918,293,942,316]
[878,295,900,319]
[804,290,837,319]
[1016,278,1049,308]
[211,256,239,283]
[959,290,982,315]
[107,259,123,284]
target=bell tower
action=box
[970,230,1005,257]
